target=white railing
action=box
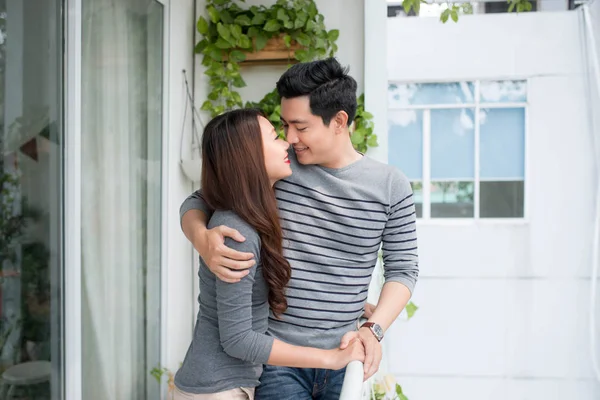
[339,360,365,400]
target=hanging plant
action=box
[195,0,378,152]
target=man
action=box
[180,58,418,400]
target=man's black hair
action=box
[276,58,357,126]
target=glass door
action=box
[79,0,165,398]
[0,0,64,399]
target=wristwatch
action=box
[360,322,384,342]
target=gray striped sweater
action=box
[180,151,419,350]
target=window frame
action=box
[387,78,530,223]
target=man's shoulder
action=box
[361,156,409,184]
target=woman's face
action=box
[259,115,292,185]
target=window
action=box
[388,80,526,219]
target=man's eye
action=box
[298,127,307,132]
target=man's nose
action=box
[286,129,298,144]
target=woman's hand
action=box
[328,338,365,370]
[363,302,377,319]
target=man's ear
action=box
[333,111,349,134]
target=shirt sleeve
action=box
[179,189,213,228]
[215,227,274,364]
[381,171,419,295]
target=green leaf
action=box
[201,100,213,111]
[235,15,252,26]
[232,76,246,88]
[508,1,516,13]
[440,8,450,23]
[406,301,418,320]
[451,9,458,22]
[255,33,268,51]
[232,91,243,106]
[230,24,242,40]
[229,50,246,63]
[524,1,533,11]
[238,34,251,49]
[215,37,232,49]
[217,22,231,41]
[196,16,209,35]
[208,91,220,101]
[283,34,292,48]
[306,20,316,31]
[277,8,289,22]
[327,29,340,42]
[247,26,259,38]
[251,13,266,25]
[294,49,309,61]
[361,111,374,120]
[207,6,220,23]
[263,19,281,32]
[284,20,294,29]
[367,134,378,148]
[194,39,208,54]
[295,32,311,46]
[396,383,409,400]
[294,11,308,28]
[403,0,413,14]
[268,111,280,122]
[207,45,223,61]
[211,0,230,5]
[350,129,366,145]
[219,9,234,24]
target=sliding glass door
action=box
[79,0,164,398]
[0,0,63,398]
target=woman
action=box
[174,109,364,400]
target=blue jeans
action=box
[255,365,347,400]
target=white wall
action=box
[381,10,600,400]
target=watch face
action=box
[373,324,384,339]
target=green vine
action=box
[401,0,532,23]
[351,94,377,154]
[196,0,378,152]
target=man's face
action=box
[280,96,337,165]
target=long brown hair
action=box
[201,108,291,318]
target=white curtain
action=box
[80,0,163,398]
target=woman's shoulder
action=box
[209,210,261,249]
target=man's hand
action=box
[339,327,382,380]
[197,225,256,283]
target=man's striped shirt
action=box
[180,152,419,349]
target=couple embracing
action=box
[174,58,419,400]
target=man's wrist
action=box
[194,226,209,257]
[360,322,384,342]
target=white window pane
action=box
[431,108,475,180]
[480,181,524,218]
[479,80,527,103]
[411,182,423,218]
[480,108,525,179]
[388,82,474,107]
[430,181,474,218]
[388,110,423,180]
